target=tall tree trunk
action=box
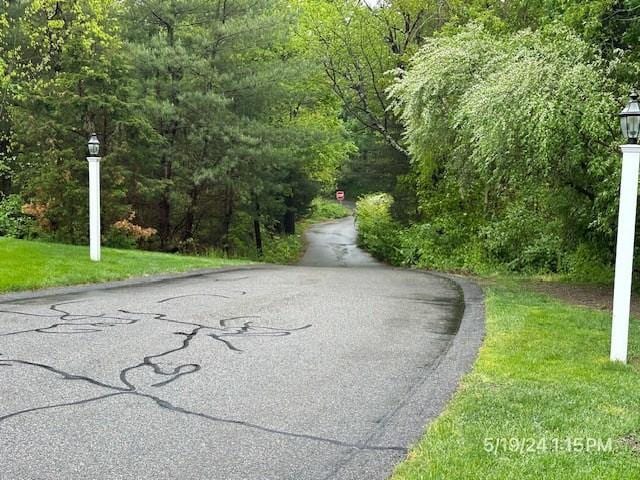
[253,217,263,257]
[221,184,234,254]
[253,198,263,257]
[283,211,296,234]
[283,193,296,235]
[182,185,199,242]
[159,145,173,249]
[0,176,11,196]
[159,21,179,249]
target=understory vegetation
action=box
[246,198,350,264]
[2,1,640,477]
[356,193,614,283]
[391,283,640,480]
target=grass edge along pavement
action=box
[0,237,251,293]
[390,280,640,479]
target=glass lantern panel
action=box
[628,115,640,140]
[88,135,100,155]
[621,116,629,139]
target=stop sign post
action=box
[336,191,345,203]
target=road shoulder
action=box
[332,271,485,479]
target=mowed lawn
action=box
[392,282,640,479]
[0,237,250,293]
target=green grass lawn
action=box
[0,237,250,293]
[392,281,640,479]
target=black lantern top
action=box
[88,133,100,156]
[620,92,640,144]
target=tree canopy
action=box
[0,0,354,253]
[1,0,638,275]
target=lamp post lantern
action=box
[611,92,640,363]
[87,133,101,262]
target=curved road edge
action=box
[332,270,485,480]
[0,265,271,304]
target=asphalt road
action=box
[299,216,378,268]
[0,216,482,480]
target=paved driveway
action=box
[0,216,482,479]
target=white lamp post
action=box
[611,92,640,363]
[87,133,101,262]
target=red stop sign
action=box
[336,191,345,201]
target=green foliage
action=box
[355,193,402,263]
[1,0,354,255]
[559,243,614,284]
[356,191,614,281]
[388,23,623,276]
[3,0,639,278]
[117,0,354,250]
[308,198,350,221]
[0,194,34,238]
[297,0,443,204]
[389,25,505,174]
[298,0,640,279]
[4,0,139,242]
[356,191,492,273]
[260,232,304,265]
[103,227,137,250]
[246,198,350,265]
[205,197,348,265]
[0,2,11,186]
[396,225,490,274]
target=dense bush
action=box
[559,243,614,284]
[104,215,158,250]
[396,224,490,273]
[0,194,34,238]
[309,198,350,221]
[356,193,613,280]
[355,194,402,263]
[261,233,304,265]
[356,193,489,273]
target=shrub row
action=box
[355,193,614,283]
